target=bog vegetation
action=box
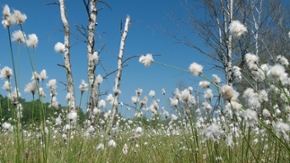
[1,1,290,163]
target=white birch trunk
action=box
[226,0,234,86]
[251,0,263,56]
[59,0,76,110]
[87,0,98,120]
[106,15,130,134]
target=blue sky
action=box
[0,0,216,117]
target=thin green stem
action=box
[153,61,189,72]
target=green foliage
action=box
[0,94,86,126]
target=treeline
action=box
[0,94,86,126]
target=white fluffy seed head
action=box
[189,62,203,76]
[26,33,38,48]
[229,20,247,38]
[139,54,154,67]
[220,85,239,102]
[13,9,27,25]
[54,42,65,53]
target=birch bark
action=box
[86,0,99,121]
[59,0,76,110]
[106,15,130,134]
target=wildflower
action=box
[181,89,191,102]
[229,20,247,38]
[232,66,242,82]
[55,116,62,126]
[104,110,111,120]
[49,96,59,109]
[24,80,37,95]
[31,71,40,81]
[98,99,106,109]
[135,127,143,135]
[26,34,38,48]
[174,88,181,99]
[12,30,25,43]
[67,110,77,122]
[241,109,258,127]
[96,143,104,150]
[162,108,169,119]
[212,74,221,84]
[0,66,13,79]
[13,9,26,25]
[267,64,285,79]
[204,89,213,100]
[95,74,103,85]
[150,100,159,111]
[260,64,271,72]
[134,112,143,118]
[139,53,154,67]
[258,90,268,102]
[113,87,121,95]
[226,133,234,147]
[274,121,290,141]
[275,108,281,116]
[122,144,128,155]
[2,80,10,91]
[89,51,99,63]
[108,139,117,148]
[162,88,166,95]
[2,5,15,28]
[251,69,265,81]
[276,55,289,66]
[245,53,259,71]
[136,88,143,96]
[66,92,71,102]
[79,80,88,93]
[215,156,223,162]
[8,88,21,105]
[2,122,12,130]
[262,109,271,118]
[243,88,257,99]
[170,97,178,107]
[280,73,290,86]
[225,101,242,112]
[93,107,100,115]
[171,114,178,121]
[188,95,196,106]
[202,123,224,141]
[149,90,155,98]
[2,5,10,19]
[202,101,212,112]
[47,79,57,89]
[40,69,47,81]
[199,81,210,89]
[220,85,239,102]
[188,87,193,94]
[140,96,148,108]
[131,96,138,104]
[245,53,259,65]
[54,42,65,53]
[189,62,203,76]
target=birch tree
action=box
[163,0,282,86]
[106,15,130,134]
[58,0,76,110]
[82,0,100,121]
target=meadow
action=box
[1,3,290,163]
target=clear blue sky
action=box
[0,0,215,117]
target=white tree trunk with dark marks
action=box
[59,0,76,110]
[106,15,130,134]
[87,0,98,121]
